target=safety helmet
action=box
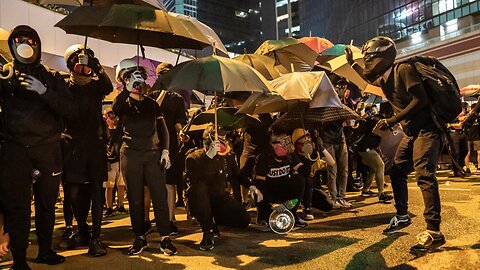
[156,62,173,75]
[361,36,396,55]
[115,58,148,83]
[64,44,94,64]
[291,128,309,145]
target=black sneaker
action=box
[88,239,107,257]
[213,226,220,238]
[383,215,412,235]
[410,231,446,253]
[361,190,378,197]
[144,220,152,235]
[302,208,314,221]
[9,262,32,270]
[117,205,128,213]
[127,236,148,255]
[294,217,308,228]
[199,231,215,251]
[379,193,394,202]
[104,208,114,217]
[34,251,66,265]
[160,237,177,256]
[169,221,179,236]
[61,227,74,240]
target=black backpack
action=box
[395,56,462,124]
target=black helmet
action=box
[361,36,396,55]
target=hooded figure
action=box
[0,25,78,270]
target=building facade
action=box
[276,0,300,39]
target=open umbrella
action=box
[115,56,160,91]
[191,107,261,130]
[298,37,334,54]
[0,28,12,63]
[272,105,363,130]
[234,54,280,80]
[238,71,340,114]
[255,38,318,73]
[29,0,165,9]
[161,55,273,137]
[317,44,362,64]
[55,4,224,51]
[460,85,480,97]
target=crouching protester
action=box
[185,125,262,251]
[0,26,79,270]
[253,131,307,228]
[112,59,177,256]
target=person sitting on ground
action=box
[253,130,308,228]
[185,124,262,251]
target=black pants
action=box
[66,180,103,239]
[256,174,305,221]
[302,176,314,209]
[236,154,256,202]
[390,129,442,231]
[0,142,62,265]
[120,148,170,237]
[187,182,250,232]
[61,180,74,227]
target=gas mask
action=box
[11,36,39,65]
[295,137,315,157]
[208,133,231,156]
[124,70,147,94]
[271,135,292,158]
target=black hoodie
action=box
[0,25,78,146]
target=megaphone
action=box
[269,208,295,234]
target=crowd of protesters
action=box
[0,25,471,270]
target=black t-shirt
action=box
[375,63,435,135]
[158,91,187,153]
[254,149,301,182]
[106,126,122,163]
[112,91,162,151]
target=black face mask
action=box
[363,46,396,83]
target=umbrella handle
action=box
[214,92,218,140]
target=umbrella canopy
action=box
[317,44,362,64]
[0,28,12,62]
[460,85,480,97]
[55,4,223,50]
[30,0,165,9]
[191,107,260,130]
[168,12,228,55]
[255,38,318,73]
[272,105,363,130]
[234,54,280,80]
[161,55,274,96]
[298,37,334,54]
[238,71,341,114]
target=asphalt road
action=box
[1,170,480,270]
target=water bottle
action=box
[284,198,298,210]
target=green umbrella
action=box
[55,4,223,50]
[191,107,261,130]
[317,44,362,64]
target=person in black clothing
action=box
[0,25,78,270]
[253,131,307,228]
[0,203,9,258]
[185,125,262,251]
[347,36,445,252]
[61,44,112,257]
[113,59,177,256]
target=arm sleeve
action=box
[97,70,114,96]
[112,90,129,117]
[156,115,170,151]
[185,154,201,185]
[41,72,79,120]
[390,64,429,123]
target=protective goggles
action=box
[122,69,147,82]
[14,36,38,46]
[272,136,292,147]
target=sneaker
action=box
[410,231,446,253]
[361,190,377,197]
[339,199,352,208]
[199,231,215,251]
[127,236,148,255]
[332,200,343,209]
[144,220,152,235]
[383,215,412,235]
[73,232,91,247]
[213,226,221,238]
[379,193,394,202]
[160,237,177,256]
[34,251,65,265]
[169,221,179,236]
[294,217,308,228]
[88,239,107,257]
[9,263,32,270]
[104,208,114,217]
[117,205,128,213]
[61,227,74,240]
[302,208,314,221]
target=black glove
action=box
[345,47,355,66]
[88,56,103,74]
[316,136,325,151]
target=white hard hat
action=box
[64,44,93,63]
[115,58,148,83]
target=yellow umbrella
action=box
[0,28,12,62]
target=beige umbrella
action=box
[234,54,281,80]
[0,28,12,62]
[30,0,165,9]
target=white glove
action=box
[249,185,263,202]
[160,149,171,170]
[205,140,220,159]
[273,204,287,213]
[19,73,47,95]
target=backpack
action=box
[395,56,462,124]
